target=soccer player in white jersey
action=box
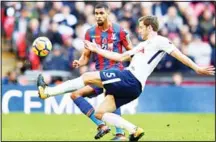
[37,16,215,141]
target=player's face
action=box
[138,22,149,40]
[94,8,108,26]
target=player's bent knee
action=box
[94,112,104,120]
[70,92,80,100]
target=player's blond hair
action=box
[138,16,159,32]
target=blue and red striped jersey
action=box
[85,23,130,70]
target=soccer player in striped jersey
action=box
[38,3,132,141]
[37,15,215,141]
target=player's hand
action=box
[72,60,80,68]
[195,66,215,76]
[84,40,97,53]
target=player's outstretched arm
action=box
[72,48,91,68]
[84,40,131,62]
[170,48,215,76]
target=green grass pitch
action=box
[2,113,215,141]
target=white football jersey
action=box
[124,35,176,89]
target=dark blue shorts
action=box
[87,67,121,98]
[100,69,142,108]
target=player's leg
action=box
[70,86,105,126]
[111,108,127,141]
[95,69,145,140]
[95,95,144,141]
[37,72,113,139]
[95,95,135,130]
[94,95,128,140]
[71,86,125,140]
[104,68,125,139]
[70,86,111,139]
[94,95,116,119]
[37,71,103,99]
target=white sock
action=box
[102,112,137,134]
[45,76,85,96]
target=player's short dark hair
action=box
[138,16,159,32]
[95,3,109,11]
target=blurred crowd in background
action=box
[1,1,215,85]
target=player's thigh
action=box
[70,85,95,100]
[82,71,103,88]
[95,95,116,116]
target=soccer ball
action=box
[32,37,52,56]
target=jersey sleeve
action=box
[159,37,176,54]
[85,29,91,41]
[120,28,131,48]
